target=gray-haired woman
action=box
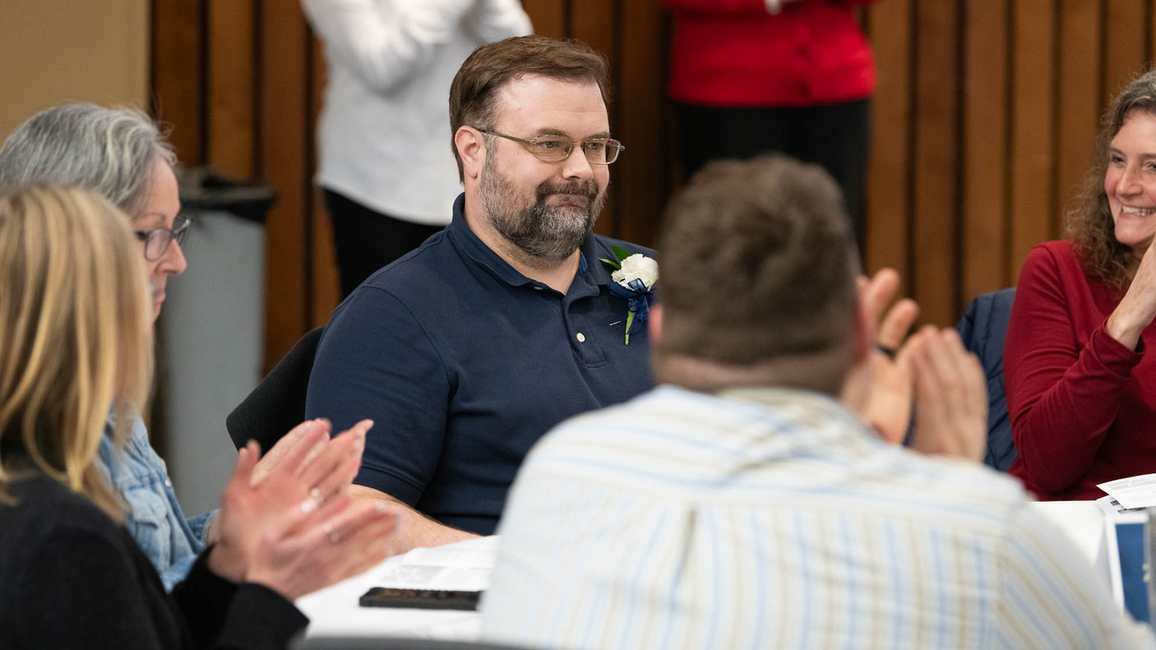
[0,103,390,590]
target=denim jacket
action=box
[95,409,217,591]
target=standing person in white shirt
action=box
[302,0,532,296]
[482,155,1155,649]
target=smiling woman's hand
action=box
[1107,243,1156,350]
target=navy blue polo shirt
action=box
[305,194,655,535]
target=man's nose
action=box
[560,145,595,181]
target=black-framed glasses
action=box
[475,129,624,165]
[134,215,191,261]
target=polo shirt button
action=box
[576,332,586,343]
[533,285,543,291]
[164,479,171,487]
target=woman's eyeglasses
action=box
[134,215,191,261]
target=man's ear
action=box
[648,304,663,344]
[455,126,486,181]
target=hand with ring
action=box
[207,419,396,599]
[843,268,919,443]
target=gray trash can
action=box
[156,168,275,515]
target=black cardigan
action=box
[0,473,308,649]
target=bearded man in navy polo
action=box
[305,35,655,553]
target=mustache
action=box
[536,179,599,201]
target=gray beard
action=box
[479,154,605,265]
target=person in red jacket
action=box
[1006,70,1156,500]
[663,0,881,238]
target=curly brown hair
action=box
[1068,69,1156,289]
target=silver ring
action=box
[310,487,323,503]
[323,522,340,543]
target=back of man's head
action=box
[653,155,860,394]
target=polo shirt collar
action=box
[446,193,614,289]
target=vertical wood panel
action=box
[616,0,668,245]
[911,0,960,326]
[259,0,310,370]
[962,0,1010,303]
[1055,0,1101,238]
[1103,0,1146,104]
[521,0,566,39]
[309,35,340,328]
[206,0,254,177]
[1009,0,1055,283]
[152,0,204,164]
[572,0,619,237]
[864,0,913,295]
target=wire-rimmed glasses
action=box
[476,129,625,165]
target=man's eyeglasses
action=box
[476,129,624,165]
[134,215,191,261]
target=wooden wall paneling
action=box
[151,0,204,165]
[863,0,913,296]
[1008,0,1055,284]
[572,0,619,238]
[1055,0,1102,240]
[206,0,254,178]
[616,0,669,247]
[961,0,1010,303]
[1151,0,1156,64]
[521,0,567,38]
[1103,0,1146,105]
[309,35,341,327]
[911,0,961,326]
[259,0,311,371]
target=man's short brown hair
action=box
[448,35,610,181]
[655,155,859,386]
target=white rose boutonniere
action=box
[601,246,658,345]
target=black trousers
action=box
[675,99,870,239]
[324,189,444,298]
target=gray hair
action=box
[0,103,176,216]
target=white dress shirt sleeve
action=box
[300,0,483,93]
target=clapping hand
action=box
[907,327,988,462]
[848,268,919,443]
[207,419,397,599]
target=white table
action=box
[298,502,1118,641]
[296,535,498,640]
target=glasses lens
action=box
[531,137,572,162]
[145,229,171,261]
[603,140,622,164]
[173,216,192,247]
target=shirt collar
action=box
[447,192,602,289]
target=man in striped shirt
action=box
[482,155,1153,649]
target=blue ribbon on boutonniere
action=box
[601,246,658,345]
[608,278,654,344]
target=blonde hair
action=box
[0,185,153,519]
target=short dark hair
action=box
[655,155,858,387]
[448,35,610,181]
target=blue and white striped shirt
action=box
[482,385,1152,649]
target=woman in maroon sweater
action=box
[663,0,882,234]
[1006,71,1156,500]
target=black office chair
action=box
[226,326,325,453]
[954,287,1017,471]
